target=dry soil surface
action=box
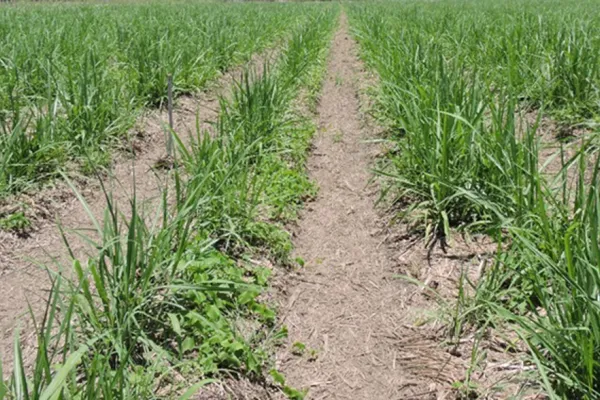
[274,15,415,399]
[272,14,529,400]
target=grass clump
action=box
[0,5,338,399]
[349,1,600,398]
[349,0,600,237]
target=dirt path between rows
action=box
[275,14,413,399]
[0,49,277,372]
[272,13,534,400]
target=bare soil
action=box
[274,15,419,399]
[525,110,597,189]
[0,49,278,372]
[271,15,533,400]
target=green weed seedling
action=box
[333,130,344,143]
[0,211,32,236]
[292,341,306,356]
[270,369,308,400]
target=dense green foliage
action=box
[349,0,600,236]
[349,1,600,398]
[0,2,311,195]
[0,4,337,399]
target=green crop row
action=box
[0,2,312,196]
[349,1,600,398]
[0,4,338,400]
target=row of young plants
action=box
[0,2,314,196]
[348,1,600,398]
[0,5,338,399]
